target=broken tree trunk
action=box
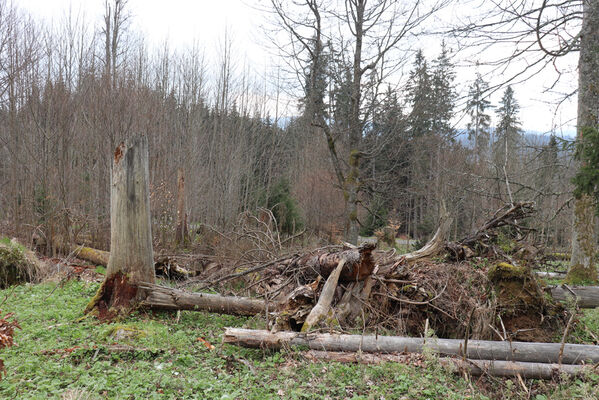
[546,285,599,308]
[312,242,375,282]
[85,137,155,318]
[400,204,453,264]
[303,351,587,379]
[175,168,189,246]
[302,259,345,332]
[223,328,599,364]
[138,283,265,316]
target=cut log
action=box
[546,285,599,308]
[139,283,266,316]
[303,351,587,379]
[302,259,345,332]
[223,328,599,364]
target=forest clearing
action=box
[2,0,599,399]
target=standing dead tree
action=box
[85,137,155,318]
[175,168,190,246]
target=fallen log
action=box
[138,283,266,316]
[223,328,599,364]
[68,244,194,278]
[546,285,599,308]
[70,245,109,266]
[303,350,587,379]
[535,271,566,279]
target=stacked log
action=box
[223,328,599,379]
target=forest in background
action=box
[0,0,576,254]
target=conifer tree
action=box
[466,72,492,159]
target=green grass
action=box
[0,280,598,399]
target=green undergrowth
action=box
[0,281,598,399]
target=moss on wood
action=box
[0,239,40,288]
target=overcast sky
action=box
[17,0,579,136]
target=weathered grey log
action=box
[535,271,566,279]
[304,351,587,379]
[546,285,599,308]
[223,328,599,364]
[139,283,266,316]
[302,259,345,332]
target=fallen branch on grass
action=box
[138,283,266,316]
[303,350,588,379]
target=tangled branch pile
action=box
[191,202,566,341]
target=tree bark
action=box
[85,136,155,318]
[546,285,599,308]
[175,168,189,246]
[569,0,599,284]
[138,283,265,316]
[303,350,587,379]
[302,259,345,332]
[223,328,599,365]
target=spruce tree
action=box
[406,50,433,139]
[493,85,523,165]
[431,42,456,140]
[466,72,492,159]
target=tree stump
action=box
[85,136,155,319]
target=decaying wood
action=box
[67,244,193,279]
[400,204,453,264]
[223,328,599,364]
[303,350,587,379]
[310,242,376,281]
[546,285,599,308]
[302,259,345,332]
[139,283,266,316]
[70,245,110,266]
[446,202,536,261]
[535,271,567,279]
[85,137,155,317]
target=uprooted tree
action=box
[85,136,156,318]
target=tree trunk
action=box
[175,168,189,246]
[138,283,266,316]
[569,0,599,284]
[546,285,599,308]
[223,328,599,365]
[303,351,588,379]
[85,136,155,318]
